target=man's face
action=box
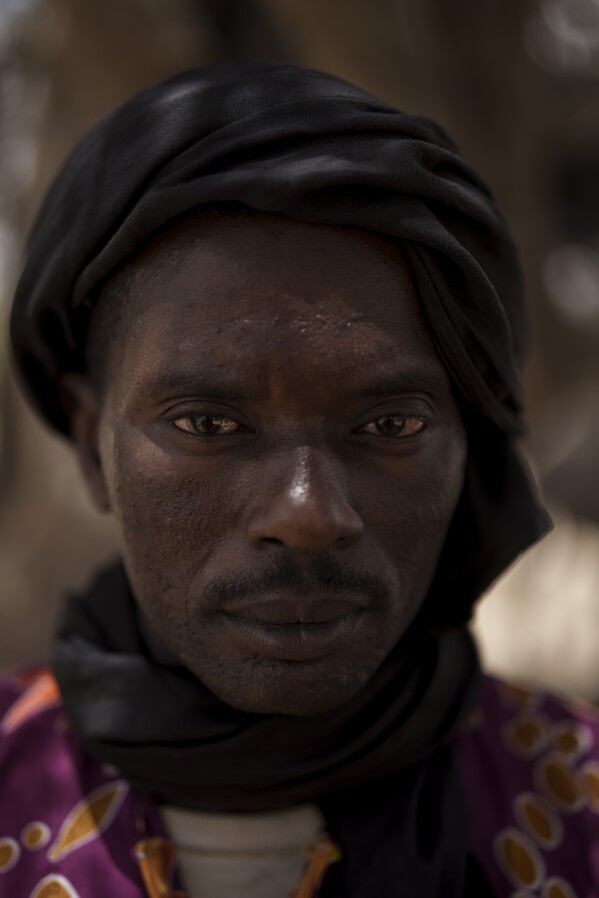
[75,211,467,715]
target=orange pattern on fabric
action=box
[0,838,19,873]
[48,781,128,862]
[536,758,583,813]
[543,876,578,898]
[514,792,563,849]
[292,834,342,898]
[503,714,550,758]
[489,680,593,897]
[0,670,61,734]
[21,822,51,851]
[30,874,81,898]
[494,828,544,890]
[135,838,187,898]
[551,721,590,761]
[580,760,599,812]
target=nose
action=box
[246,446,364,552]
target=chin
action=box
[192,654,377,717]
[225,687,351,717]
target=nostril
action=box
[247,508,363,553]
[245,449,364,552]
[255,536,285,550]
[335,532,362,549]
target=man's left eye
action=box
[172,415,241,435]
[358,415,425,437]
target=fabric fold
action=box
[13,63,525,437]
[53,562,481,898]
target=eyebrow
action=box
[135,368,256,402]
[134,359,447,404]
[354,363,448,397]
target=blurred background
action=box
[0,0,598,697]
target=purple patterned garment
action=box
[1,668,598,898]
[454,676,599,898]
[0,668,175,898]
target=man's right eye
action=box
[172,414,241,435]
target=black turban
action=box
[13,63,526,437]
[9,60,548,611]
[10,62,549,898]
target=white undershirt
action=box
[160,803,326,898]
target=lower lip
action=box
[221,611,364,661]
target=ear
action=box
[59,374,111,513]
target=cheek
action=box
[100,417,466,632]
[355,429,467,587]
[100,426,243,595]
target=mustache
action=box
[200,554,390,612]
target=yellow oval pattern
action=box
[542,877,578,898]
[551,720,592,761]
[503,714,550,759]
[30,874,81,898]
[0,838,19,873]
[579,760,599,812]
[535,757,583,813]
[47,781,128,862]
[494,828,544,890]
[514,792,563,849]
[21,822,51,851]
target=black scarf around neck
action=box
[52,563,492,898]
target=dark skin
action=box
[66,210,467,716]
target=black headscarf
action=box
[10,62,549,898]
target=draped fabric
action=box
[53,566,480,813]
[53,563,486,898]
[10,62,551,898]
[13,63,525,436]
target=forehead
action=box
[99,210,447,392]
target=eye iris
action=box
[376,415,406,435]
[192,415,222,434]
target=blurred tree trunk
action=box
[0,0,208,670]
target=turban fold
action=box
[12,62,525,437]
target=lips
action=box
[221,595,366,625]
[222,611,364,661]
[218,593,368,661]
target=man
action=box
[2,62,595,898]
